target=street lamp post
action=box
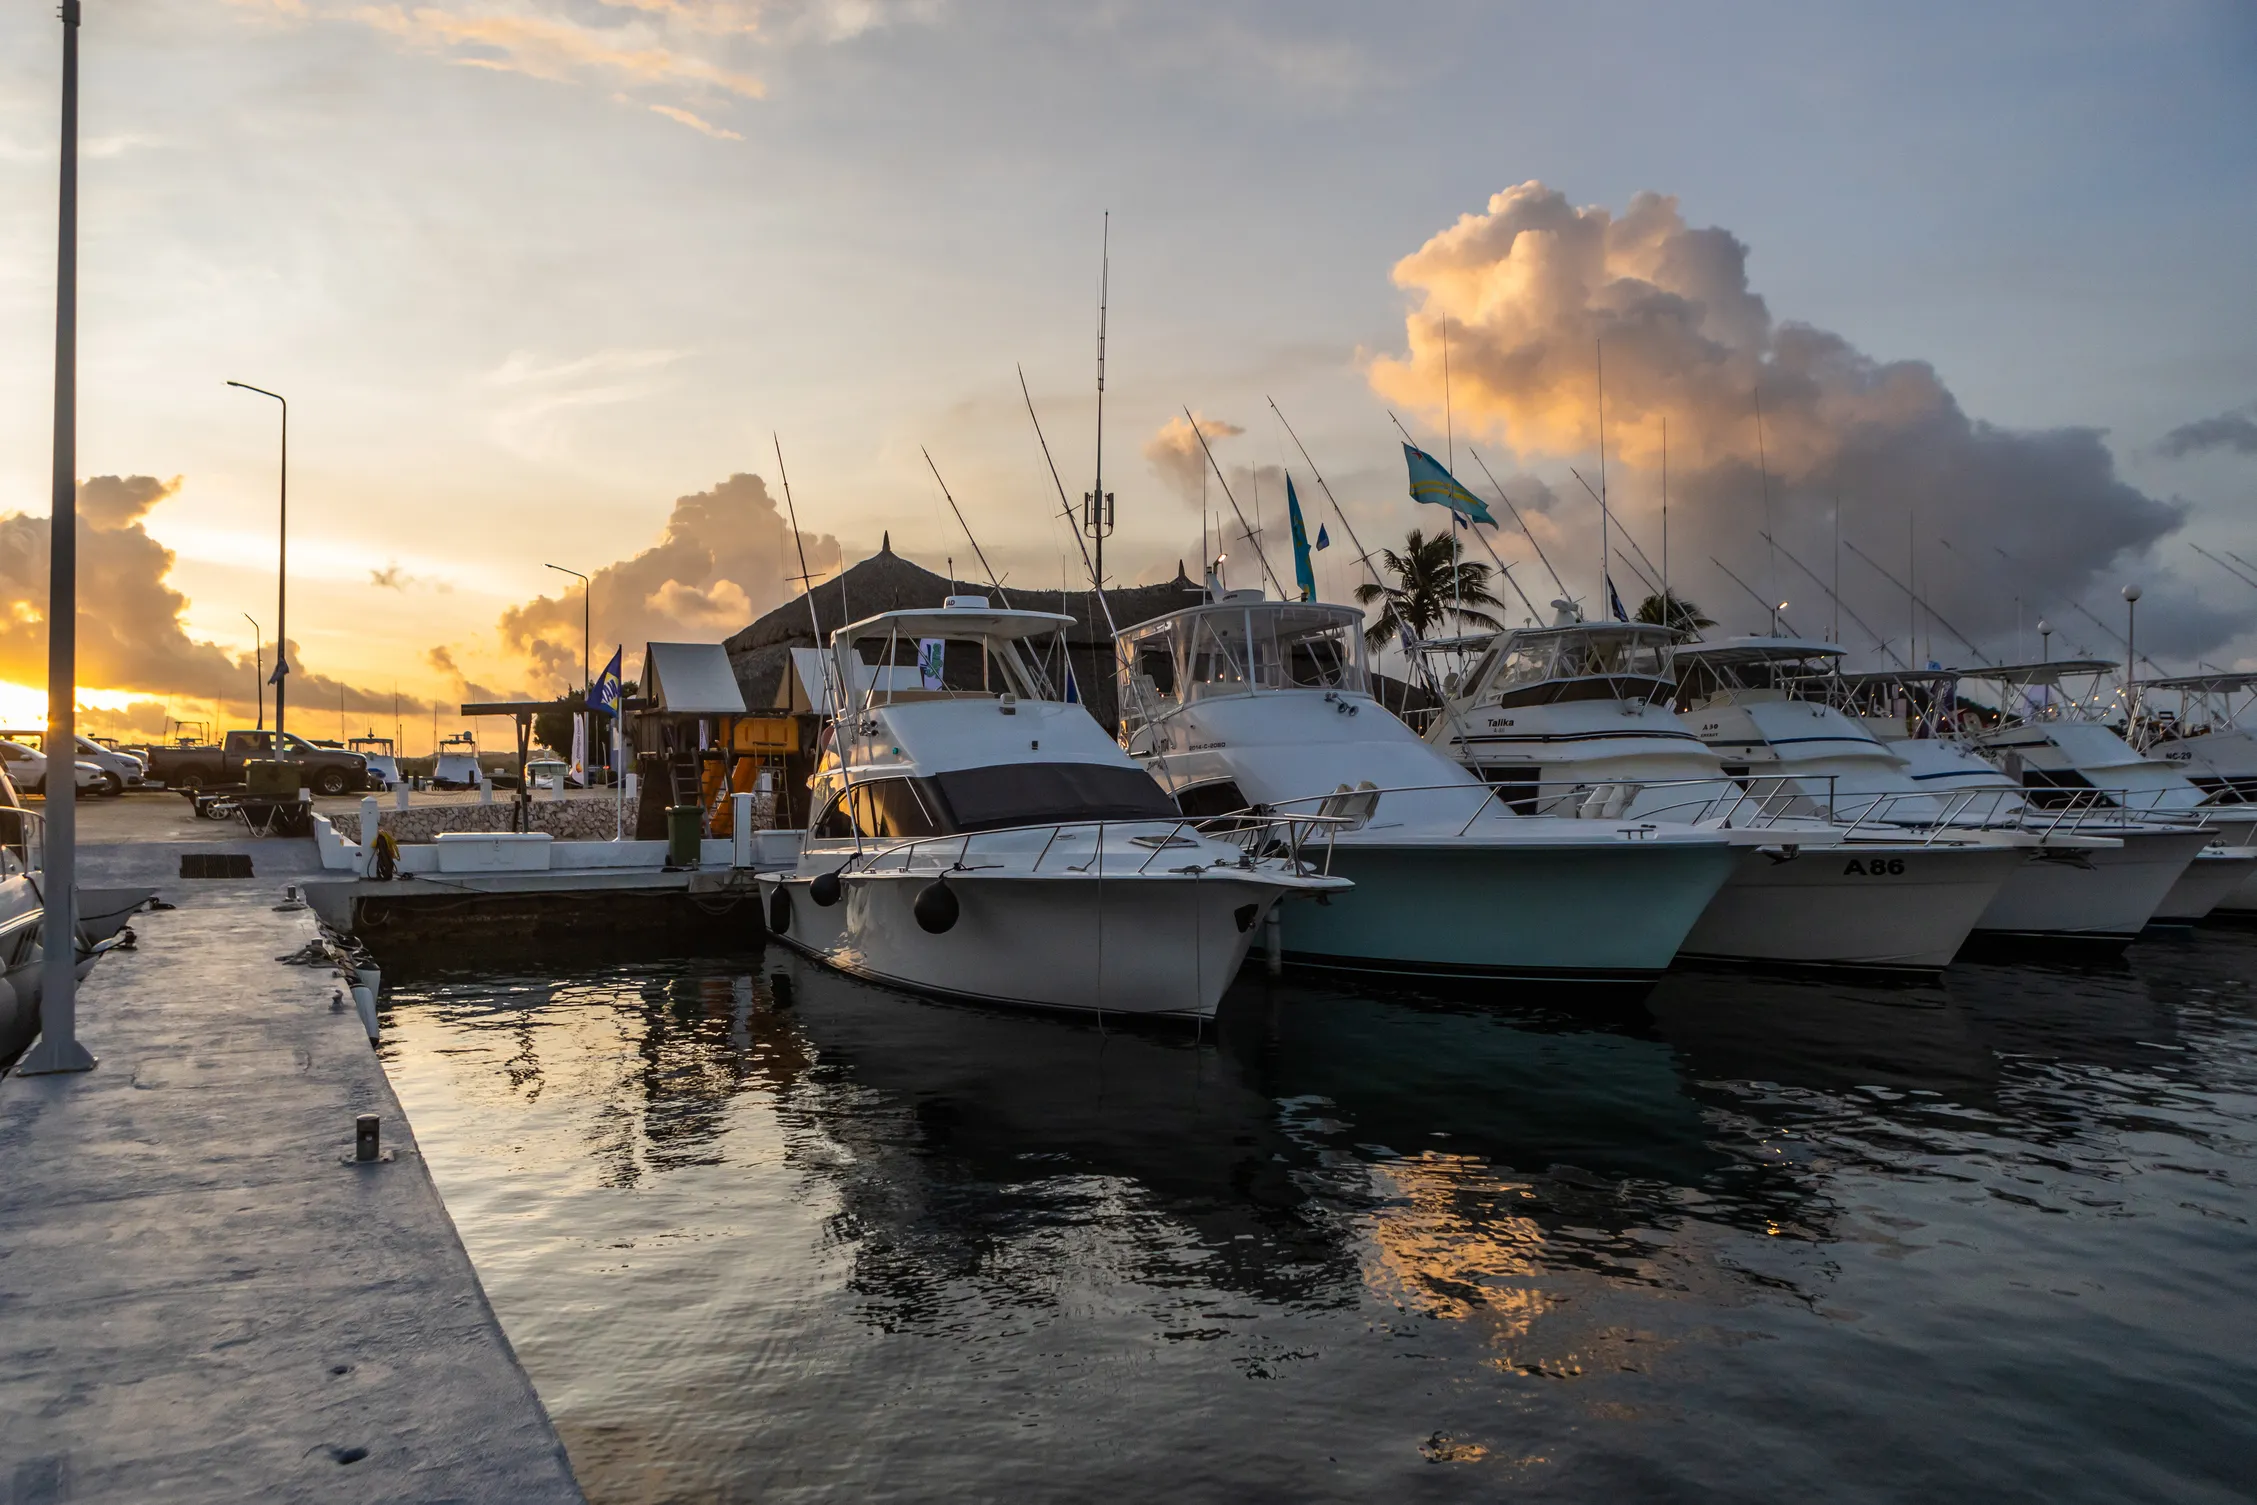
[20,0,93,1074]
[226,380,286,748]
[244,613,262,731]
[545,563,590,774]
[2123,584,2143,732]
[543,564,590,694]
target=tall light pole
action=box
[543,564,590,694]
[21,0,93,1074]
[2123,583,2142,732]
[244,613,262,731]
[226,380,286,749]
[545,563,591,777]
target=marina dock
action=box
[0,834,584,1503]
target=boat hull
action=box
[1679,842,2025,973]
[1278,838,1737,980]
[761,870,1287,1021]
[1971,827,2209,942]
[2152,849,2257,923]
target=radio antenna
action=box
[1082,213,1115,593]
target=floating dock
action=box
[0,836,585,1503]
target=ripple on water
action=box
[377,931,2257,1503]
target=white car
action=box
[0,740,112,797]
[0,730,143,794]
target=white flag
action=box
[570,712,588,782]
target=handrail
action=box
[810,808,1346,885]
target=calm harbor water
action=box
[379,935,2257,1503]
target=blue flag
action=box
[1063,654,1080,705]
[1607,577,1629,623]
[1286,475,1317,602]
[1402,443,1498,527]
[1316,524,1330,550]
[590,646,625,717]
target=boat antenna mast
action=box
[1082,212,1114,596]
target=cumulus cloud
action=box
[2156,405,2257,460]
[1143,412,1243,505]
[0,475,401,731]
[1369,183,2241,659]
[497,471,839,686]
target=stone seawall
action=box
[332,796,778,845]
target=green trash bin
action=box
[666,805,703,869]
[244,759,301,798]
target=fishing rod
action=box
[1568,464,1671,610]
[1759,530,1905,666]
[1184,404,1287,597]
[773,432,846,722]
[920,447,1011,607]
[2190,541,2257,591]
[1842,537,1988,664]
[1710,556,1802,636]
[1378,410,1539,622]
[1268,396,1393,600]
[1462,443,1568,598]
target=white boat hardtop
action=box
[1115,596,1741,980]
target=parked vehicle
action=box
[141,729,370,797]
[0,729,145,795]
[348,735,403,789]
[0,740,112,797]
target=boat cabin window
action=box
[1474,629,1673,708]
[842,628,1066,709]
[812,763,1178,838]
[928,762,1178,832]
[1172,780,1249,818]
[1126,606,1368,707]
[813,777,949,841]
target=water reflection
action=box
[379,932,2257,1504]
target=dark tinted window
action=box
[929,763,1177,832]
[1134,645,1177,696]
[1173,781,1248,818]
[813,779,949,839]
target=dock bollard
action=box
[355,1114,380,1162]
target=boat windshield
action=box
[814,763,1178,839]
[1117,602,1367,730]
[1456,626,1674,708]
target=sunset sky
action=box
[1,1,2252,745]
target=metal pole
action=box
[227,381,287,748]
[244,613,262,730]
[21,0,93,1075]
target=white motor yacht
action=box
[1419,621,2023,973]
[2138,672,2257,803]
[1941,659,2257,921]
[1115,595,1739,982]
[1794,661,2231,933]
[758,599,1347,1021]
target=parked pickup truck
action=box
[142,730,371,797]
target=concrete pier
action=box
[0,840,584,1503]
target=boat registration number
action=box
[1843,858,1908,876]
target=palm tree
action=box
[1635,590,1714,634]
[1354,528,1503,649]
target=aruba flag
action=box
[1402,443,1498,527]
